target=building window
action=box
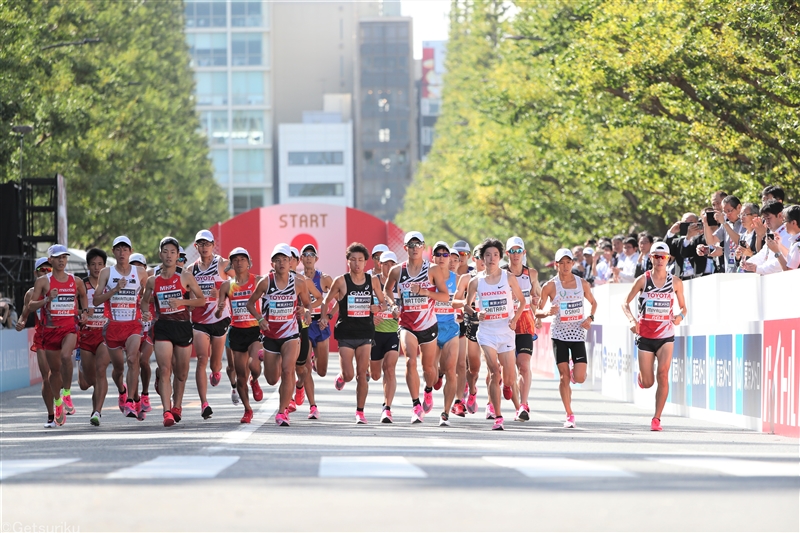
[232,33,262,66]
[231,1,262,27]
[199,111,229,144]
[378,128,390,142]
[187,33,227,67]
[210,150,229,186]
[232,150,265,183]
[185,1,226,28]
[233,188,265,215]
[288,183,344,197]
[287,152,344,166]
[421,126,434,147]
[195,72,227,106]
[232,71,265,105]
[231,111,265,144]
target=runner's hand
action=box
[509,317,518,330]
[477,310,486,321]
[547,306,558,317]
[580,318,592,330]
[15,319,25,331]
[167,298,181,309]
[116,277,127,290]
[318,317,327,329]
[673,315,683,326]
[141,310,152,322]
[209,287,218,299]
[49,289,58,300]
[629,321,638,334]
[410,282,421,295]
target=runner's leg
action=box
[154,342,174,414]
[172,344,192,411]
[355,344,371,410]
[482,345,502,418]
[440,336,459,413]
[400,329,421,400]
[194,330,211,405]
[654,344,674,420]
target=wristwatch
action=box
[327,313,334,320]
[588,315,595,321]
[774,252,781,258]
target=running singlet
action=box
[104,266,142,322]
[550,275,586,342]
[261,272,299,339]
[397,261,437,331]
[374,273,399,333]
[83,278,107,329]
[503,265,536,335]
[476,269,514,335]
[335,273,375,339]
[191,256,229,324]
[310,270,326,320]
[434,271,458,322]
[44,273,78,328]
[229,274,259,328]
[153,272,190,321]
[637,271,675,340]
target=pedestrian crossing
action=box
[2,455,798,481]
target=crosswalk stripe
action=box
[483,456,636,478]
[0,458,80,480]
[106,455,239,479]
[655,458,800,477]
[319,456,427,478]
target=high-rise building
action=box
[419,40,446,161]
[354,18,417,222]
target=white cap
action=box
[506,236,525,251]
[289,246,300,258]
[48,244,69,257]
[34,257,50,269]
[229,246,250,260]
[371,244,390,255]
[432,240,450,252]
[449,247,459,255]
[650,242,670,256]
[112,235,132,248]
[195,229,215,243]
[404,231,424,244]
[583,247,595,256]
[380,251,398,263]
[453,240,470,253]
[554,248,574,262]
[179,246,186,255]
[302,244,318,254]
[271,243,291,259]
[129,253,147,265]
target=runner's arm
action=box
[179,272,207,308]
[672,277,687,325]
[534,282,556,319]
[140,276,155,322]
[581,279,597,330]
[27,277,50,312]
[15,289,34,330]
[247,277,269,331]
[508,274,526,329]
[215,280,230,319]
[382,265,400,306]
[422,264,451,303]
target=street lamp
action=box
[11,125,33,182]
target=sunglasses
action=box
[178,257,187,263]
[652,254,669,260]
[302,252,317,258]
[36,266,52,273]
[433,252,450,258]
[458,251,470,256]
[407,242,425,249]
[508,249,524,255]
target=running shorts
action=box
[371,331,399,361]
[476,329,515,354]
[103,320,143,350]
[262,333,300,354]
[229,326,262,353]
[154,320,193,347]
[79,328,104,354]
[552,339,587,365]
[515,333,533,356]
[636,336,674,354]
[308,320,331,347]
[193,317,231,338]
[41,325,78,351]
[436,320,460,348]
[399,323,438,346]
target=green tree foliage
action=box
[398,0,799,269]
[0,0,227,257]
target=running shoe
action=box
[275,413,290,426]
[202,402,213,420]
[118,384,128,413]
[287,400,297,413]
[485,403,496,420]
[258,349,264,361]
[516,403,530,422]
[380,407,393,424]
[136,405,146,422]
[294,386,306,406]
[451,402,466,417]
[308,405,319,420]
[250,376,263,401]
[466,393,477,414]
[439,413,450,427]
[284,408,291,424]
[210,372,221,387]
[334,374,345,391]
[62,394,76,415]
[563,414,576,429]
[411,403,424,424]
[231,388,240,405]
[240,409,254,424]
[651,417,663,431]
[55,403,66,426]
[502,384,512,401]
[90,411,101,426]
[124,400,138,418]
[422,390,434,414]
[433,374,443,391]
[163,411,175,427]
[140,394,152,413]
[44,416,56,428]
[492,416,504,431]
[355,410,367,425]
[171,406,182,423]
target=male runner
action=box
[536,248,598,428]
[368,244,390,275]
[383,231,450,423]
[370,251,401,423]
[622,241,687,431]
[286,247,321,415]
[129,253,153,416]
[430,242,460,426]
[300,244,333,420]
[452,245,484,416]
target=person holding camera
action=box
[744,200,791,275]
[771,205,800,271]
[665,213,716,280]
[703,195,745,273]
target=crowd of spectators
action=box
[569,185,799,285]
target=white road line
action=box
[319,456,427,478]
[107,455,239,479]
[219,388,281,446]
[655,458,800,477]
[0,458,80,480]
[483,456,635,478]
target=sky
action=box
[401,0,451,58]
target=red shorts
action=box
[41,325,78,351]
[31,326,44,352]
[103,320,143,350]
[79,327,104,353]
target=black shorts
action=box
[338,338,373,351]
[399,323,438,345]
[262,333,300,355]
[552,338,587,365]
[464,317,479,343]
[297,326,310,366]
[229,326,262,353]
[372,331,399,361]
[193,317,231,338]
[636,336,674,354]
[515,333,533,356]
[154,320,193,347]
[459,321,467,338]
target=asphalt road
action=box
[1,355,798,532]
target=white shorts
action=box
[476,328,516,354]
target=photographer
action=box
[775,205,800,271]
[704,196,744,273]
[744,200,790,275]
[665,213,715,280]
[734,203,762,269]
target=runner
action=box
[621,241,687,431]
[369,251,401,423]
[452,245,485,416]
[141,237,206,427]
[215,247,262,423]
[78,248,111,426]
[129,253,153,417]
[369,244,390,275]
[300,244,333,420]
[27,245,89,427]
[383,231,450,423]
[247,243,311,426]
[502,236,542,421]
[430,242,460,427]
[287,247,321,415]
[319,242,387,424]
[94,236,149,420]
[535,248,598,429]
[461,239,526,430]
[190,229,231,420]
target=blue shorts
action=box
[308,320,331,347]
[436,319,460,348]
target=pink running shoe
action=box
[466,393,477,414]
[651,417,662,431]
[355,410,367,424]
[258,349,264,361]
[118,384,128,413]
[275,413,290,427]
[492,416,504,431]
[308,405,319,420]
[62,394,75,415]
[140,394,152,413]
[380,407,393,423]
[201,402,213,420]
[485,402,496,420]
[54,403,66,426]
[334,374,345,391]
[124,400,138,418]
[422,390,434,414]
[563,414,576,428]
[516,403,530,422]
[287,400,297,413]
[411,403,424,424]
[451,402,466,417]
[210,372,221,387]
[294,386,306,406]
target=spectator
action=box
[611,235,624,266]
[571,245,586,278]
[734,202,762,269]
[613,237,640,283]
[665,212,715,280]
[593,243,614,285]
[778,205,800,270]
[582,247,596,285]
[761,185,786,204]
[744,200,790,275]
[705,195,744,273]
[711,190,729,212]
[635,233,654,277]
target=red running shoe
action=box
[240,409,254,424]
[163,411,175,427]
[250,376,263,401]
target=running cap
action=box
[179,246,186,256]
[453,240,471,253]
[129,253,147,266]
[650,242,670,256]
[194,229,215,243]
[160,236,180,251]
[34,257,50,269]
[48,244,69,257]
[302,244,317,254]
[271,243,291,259]
[290,246,300,259]
[112,235,132,248]
[229,246,250,260]
[432,240,450,253]
[449,247,460,255]
[404,231,424,244]
[380,251,398,263]
[472,245,481,257]
[583,247,595,256]
[371,244,390,255]
[554,248,574,262]
[506,236,525,251]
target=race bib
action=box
[435,296,456,315]
[481,298,509,321]
[347,295,372,317]
[402,290,428,311]
[559,301,583,322]
[157,289,183,314]
[50,294,75,316]
[644,299,671,321]
[268,299,294,322]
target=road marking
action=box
[655,458,800,477]
[319,456,427,478]
[483,456,635,478]
[107,455,239,479]
[219,388,281,445]
[0,458,80,480]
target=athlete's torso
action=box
[83,277,107,329]
[191,255,229,323]
[104,265,141,322]
[637,270,675,339]
[44,273,78,328]
[261,272,298,339]
[229,273,259,328]
[153,271,190,322]
[398,260,436,331]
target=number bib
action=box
[347,295,372,318]
[559,301,584,322]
